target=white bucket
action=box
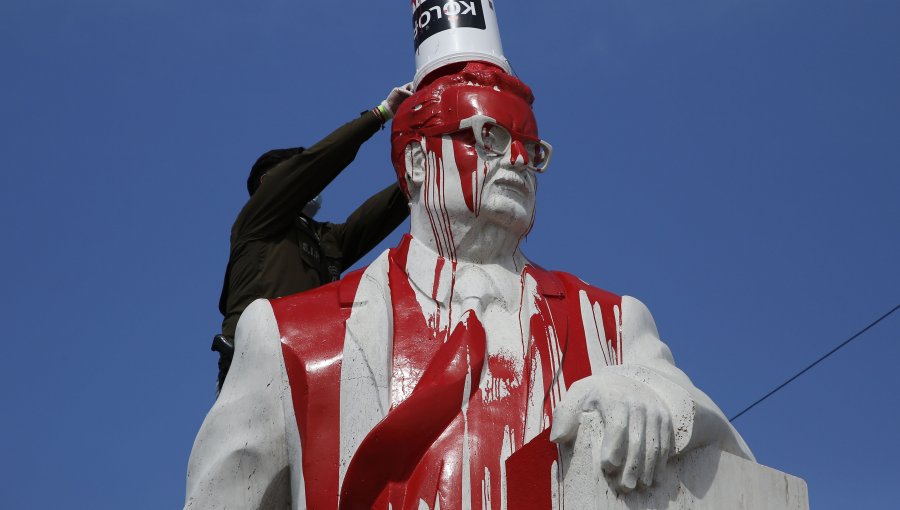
[411,0,511,88]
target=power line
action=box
[729,303,900,423]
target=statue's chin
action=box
[478,195,534,239]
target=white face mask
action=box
[303,195,323,218]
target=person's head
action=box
[247,147,305,196]
[247,147,323,218]
[391,62,552,261]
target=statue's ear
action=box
[404,141,426,198]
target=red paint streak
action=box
[421,136,460,261]
[450,129,480,214]
[435,146,458,261]
[554,271,624,368]
[530,295,561,416]
[274,270,364,509]
[431,256,445,300]
[509,139,529,166]
[517,271,529,353]
[421,143,441,259]
[593,309,611,366]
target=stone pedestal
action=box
[562,428,809,509]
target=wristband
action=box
[371,107,385,123]
[377,102,394,122]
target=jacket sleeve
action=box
[185,300,305,510]
[325,182,410,270]
[230,111,383,245]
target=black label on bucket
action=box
[413,0,486,50]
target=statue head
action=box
[391,62,552,263]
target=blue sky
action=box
[1,0,897,508]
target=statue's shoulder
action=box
[269,268,367,345]
[536,268,622,305]
[270,250,392,364]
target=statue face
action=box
[410,86,551,246]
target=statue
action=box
[183,61,756,509]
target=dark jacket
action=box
[219,111,409,339]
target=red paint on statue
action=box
[392,62,537,199]
[449,129,482,214]
[555,272,624,366]
[273,250,627,508]
[389,238,442,406]
[270,61,634,508]
[275,270,365,509]
[505,429,560,510]
[510,139,529,167]
[339,311,487,509]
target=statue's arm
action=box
[613,295,754,461]
[184,300,298,510]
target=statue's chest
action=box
[380,291,553,510]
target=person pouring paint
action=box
[212,83,413,393]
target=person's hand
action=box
[379,82,414,120]
[550,371,674,494]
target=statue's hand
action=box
[550,372,674,494]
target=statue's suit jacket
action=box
[185,235,752,510]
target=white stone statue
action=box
[184,63,807,510]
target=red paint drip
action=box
[431,257,445,300]
[421,138,444,259]
[509,140,529,167]
[451,130,481,213]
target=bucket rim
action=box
[414,52,512,90]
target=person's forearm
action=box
[233,111,383,242]
[338,183,410,269]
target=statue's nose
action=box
[509,139,529,167]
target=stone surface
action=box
[562,415,809,510]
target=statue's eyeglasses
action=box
[419,114,553,173]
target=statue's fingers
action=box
[549,379,593,443]
[588,414,605,479]
[640,410,662,489]
[617,404,645,493]
[655,413,673,483]
[598,400,628,478]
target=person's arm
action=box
[231,82,413,245]
[325,183,410,269]
[231,112,383,244]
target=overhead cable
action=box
[729,303,900,422]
